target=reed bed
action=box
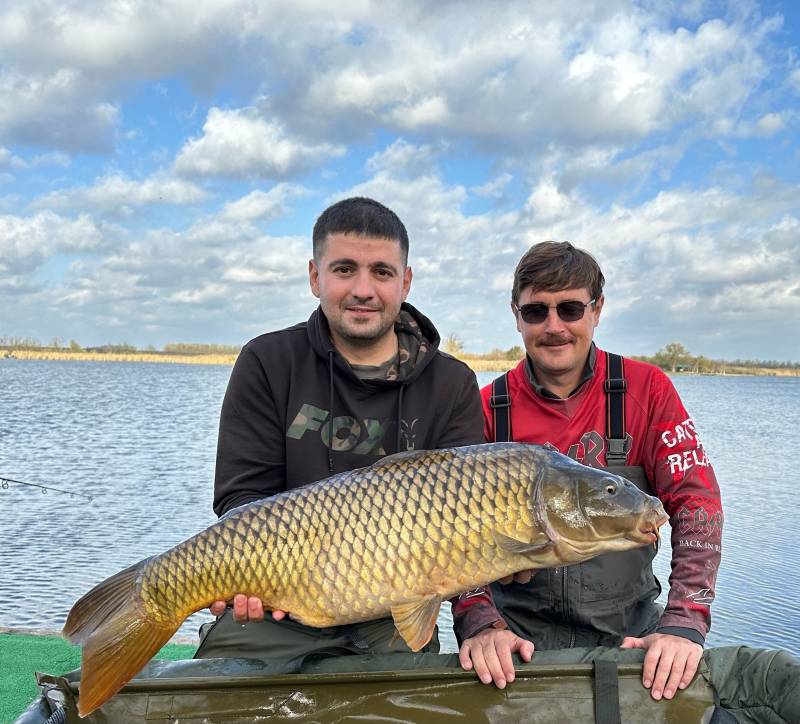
[4,349,796,376]
[4,349,238,366]
[6,350,515,372]
[717,365,800,377]
[6,349,514,372]
[459,358,517,372]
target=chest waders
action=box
[487,354,662,651]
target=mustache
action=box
[538,334,572,346]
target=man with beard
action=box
[453,241,723,702]
[195,196,484,664]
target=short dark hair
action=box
[312,197,409,264]
[512,241,604,304]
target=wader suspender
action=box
[604,352,629,465]
[489,372,512,443]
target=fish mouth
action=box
[636,526,660,544]
[632,511,669,545]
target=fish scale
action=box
[63,442,667,716]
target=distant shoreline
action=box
[3,348,799,377]
[3,348,238,366]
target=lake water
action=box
[1,359,798,657]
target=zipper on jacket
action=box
[560,566,576,648]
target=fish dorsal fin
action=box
[367,448,431,470]
[390,594,442,651]
[493,530,553,555]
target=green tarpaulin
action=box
[13,645,800,724]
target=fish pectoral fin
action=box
[493,530,553,555]
[390,595,442,652]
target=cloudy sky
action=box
[1,0,798,361]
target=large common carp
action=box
[64,442,667,716]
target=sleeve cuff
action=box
[656,626,705,646]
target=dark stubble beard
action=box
[329,314,397,348]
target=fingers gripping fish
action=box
[63,442,667,716]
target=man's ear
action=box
[511,302,522,333]
[309,259,320,298]
[592,294,604,327]
[401,266,413,301]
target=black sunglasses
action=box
[514,298,596,324]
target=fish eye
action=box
[605,484,616,495]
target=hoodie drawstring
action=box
[396,383,406,452]
[327,350,335,473]
[328,348,407,469]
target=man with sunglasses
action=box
[453,241,723,703]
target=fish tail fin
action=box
[63,561,180,717]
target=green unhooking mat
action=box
[13,645,800,724]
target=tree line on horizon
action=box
[443,336,800,372]
[1,335,798,371]
[630,341,800,373]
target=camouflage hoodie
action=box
[213,302,484,516]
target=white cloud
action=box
[503,179,800,330]
[174,108,345,178]
[471,173,513,198]
[220,183,307,222]
[288,5,779,149]
[791,68,800,92]
[169,283,228,305]
[526,178,574,222]
[390,96,449,130]
[339,171,469,241]
[365,139,439,176]
[0,2,784,155]
[0,1,262,83]
[709,110,791,140]
[30,151,71,168]
[560,143,684,192]
[0,146,25,169]
[0,1,309,151]
[0,68,118,152]
[221,236,309,285]
[19,223,316,345]
[35,173,208,216]
[0,211,105,275]
[754,112,784,136]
